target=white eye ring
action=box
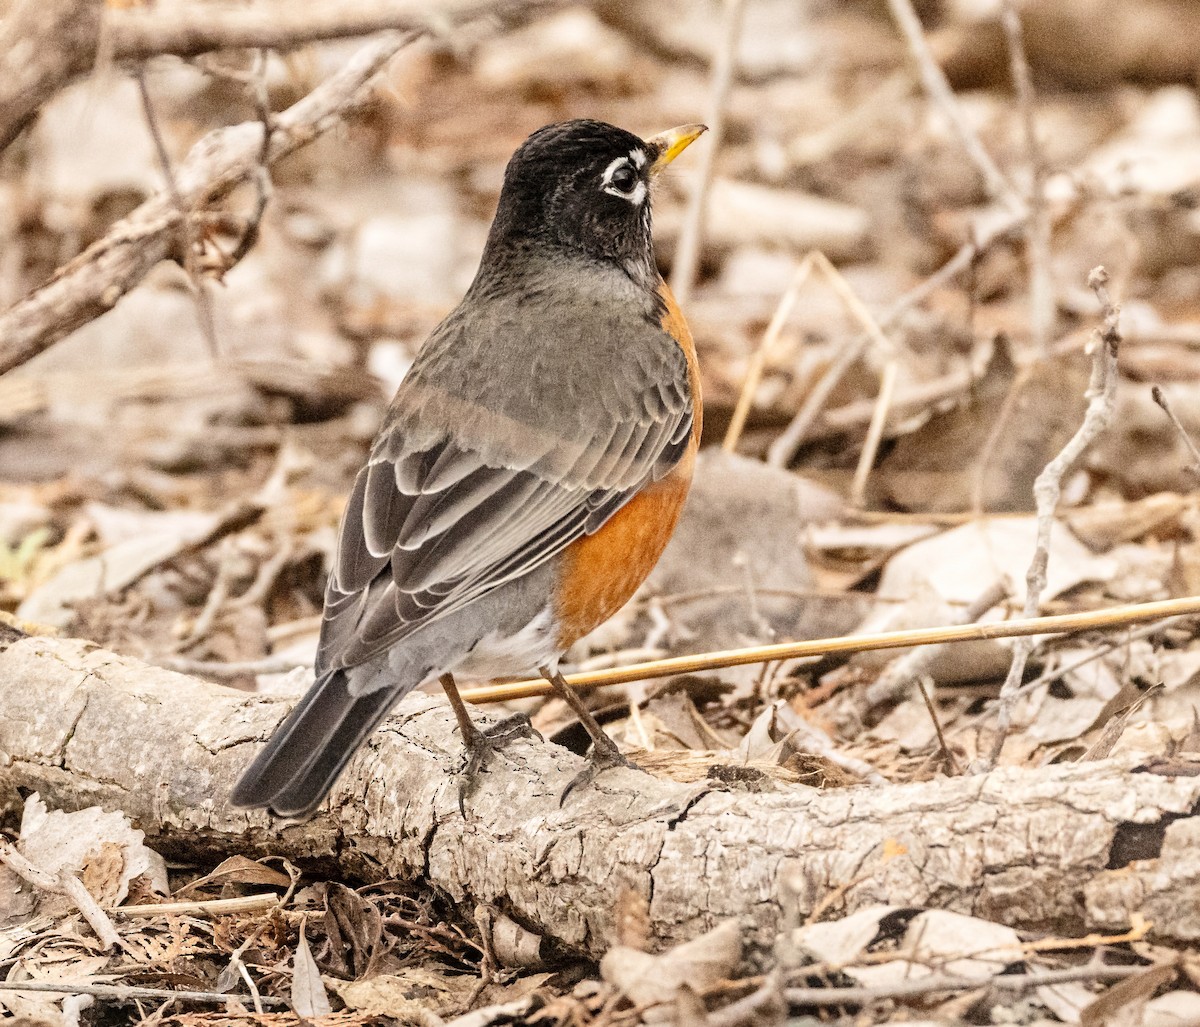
[601,155,647,204]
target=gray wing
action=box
[315,303,693,679]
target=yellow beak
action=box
[645,123,708,175]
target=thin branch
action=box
[884,0,1021,212]
[0,0,555,156]
[668,0,745,306]
[1151,385,1200,476]
[0,33,409,376]
[1001,0,1053,353]
[0,841,122,951]
[767,210,1025,467]
[982,267,1122,769]
[114,893,279,918]
[863,579,1009,711]
[106,0,553,61]
[0,1,554,375]
[135,69,220,356]
[0,980,286,1008]
[462,592,1200,703]
[722,255,815,453]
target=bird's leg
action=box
[539,664,643,802]
[440,673,538,813]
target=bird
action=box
[232,118,707,819]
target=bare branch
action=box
[105,0,550,62]
[982,267,1122,770]
[0,0,556,154]
[0,0,102,152]
[885,0,1021,212]
[0,33,408,375]
[0,840,122,951]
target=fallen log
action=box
[1,626,1197,957]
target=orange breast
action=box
[553,282,701,648]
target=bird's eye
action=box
[608,164,638,193]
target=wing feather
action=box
[315,293,694,678]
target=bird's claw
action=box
[558,740,643,805]
[456,714,541,814]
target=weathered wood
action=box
[2,629,1197,957]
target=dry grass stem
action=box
[885,0,1020,211]
[464,591,1198,703]
[114,893,280,918]
[722,254,816,452]
[0,979,286,1008]
[1001,0,1054,353]
[757,251,898,469]
[982,266,1122,769]
[768,212,1025,467]
[850,355,899,507]
[669,0,745,306]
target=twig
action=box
[722,255,815,452]
[850,355,899,508]
[0,841,121,951]
[135,69,220,357]
[1151,385,1200,476]
[230,539,293,610]
[735,250,900,474]
[224,50,274,267]
[0,980,286,1008]
[462,593,1200,703]
[784,961,1154,1008]
[669,0,745,307]
[106,0,556,61]
[982,267,1122,770]
[175,540,238,650]
[961,617,1183,731]
[0,33,407,375]
[863,580,1008,710]
[767,211,1025,467]
[884,0,1020,212]
[915,675,960,773]
[0,1,554,376]
[1001,0,1053,353]
[113,893,279,918]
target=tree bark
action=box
[2,627,1198,957]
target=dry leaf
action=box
[600,918,742,1009]
[291,922,332,1018]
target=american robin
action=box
[232,119,706,818]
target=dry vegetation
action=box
[4,0,1200,1024]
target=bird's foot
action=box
[456,713,542,814]
[559,737,644,805]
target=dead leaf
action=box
[291,922,332,1018]
[600,918,742,1008]
[1080,962,1176,1027]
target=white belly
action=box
[450,605,561,681]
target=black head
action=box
[480,119,705,286]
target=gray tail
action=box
[230,671,414,819]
